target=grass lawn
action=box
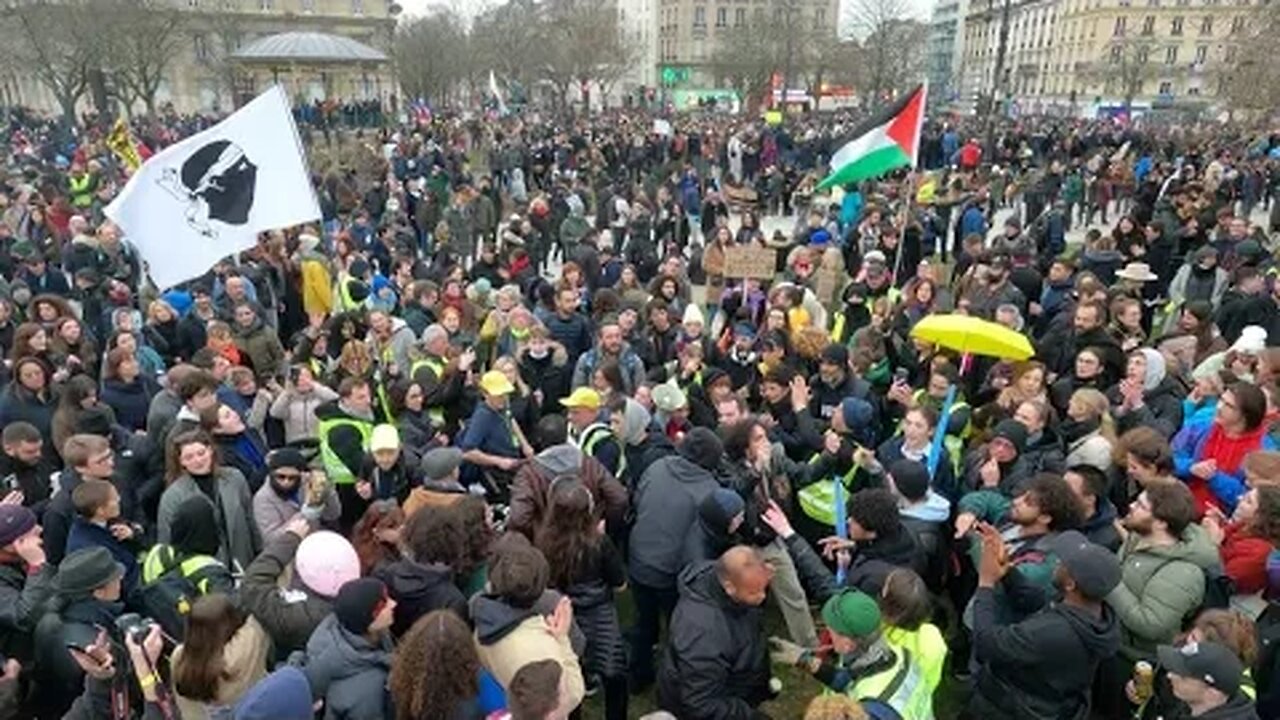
[582,588,970,719]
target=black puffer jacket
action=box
[656,562,772,720]
[1109,374,1185,438]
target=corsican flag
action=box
[816,84,927,192]
[106,85,320,290]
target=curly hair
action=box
[389,610,479,720]
[452,495,495,580]
[402,504,462,568]
[803,694,869,720]
[534,476,597,590]
[848,488,902,537]
[1252,485,1280,547]
[1023,473,1086,532]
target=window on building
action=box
[694,5,705,27]
[1193,44,1207,62]
[187,0,199,7]
[1171,15,1184,33]
[1225,45,1237,61]
[300,0,313,10]
[1165,45,1178,62]
[735,8,745,25]
[352,0,363,14]
[258,0,271,9]
[1159,80,1173,93]
[194,33,210,61]
[1188,85,1201,94]
[1137,45,1151,62]
[1142,15,1155,33]
[1230,15,1245,32]
[815,8,826,28]
[1110,44,1123,61]
[1200,15,1212,33]
[716,7,726,26]
[1113,15,1127,35]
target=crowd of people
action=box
[0,99,1277,720]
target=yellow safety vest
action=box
[318,416,374,484]
[579,422,626,478]
[848,646,933,720]
[797,458,859,526]
[141,545,221,590]
[409,357,447,426]
[69,174,94,208]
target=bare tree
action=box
[844,0,926,102]
[710,21,785,114]
[0,0,101,126]
[1088,38,1160,113]
[1212,2,1280,121]
[395,7,472,105]
[97,0,189,116]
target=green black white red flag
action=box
[816,84,927,192]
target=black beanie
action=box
[679,427,724,471]
[889,460,931,502]
[992,419,1028,455]
[334,578,388,635]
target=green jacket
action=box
[958,490,1059,623]
[1106,524,1218,659]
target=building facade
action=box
[618,0,661,101]
[1047,0,1257,113]
[959,0,1258,115]
[6,0,396,115]
[927,0,968,107]
[657,0,839,106]
[960,0,1061,113]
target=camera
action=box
[114,613,159,645]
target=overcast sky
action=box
[397,0,934,25]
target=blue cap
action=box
[734,323,757,338]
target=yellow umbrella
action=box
[910,313,1035,361]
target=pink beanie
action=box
[294,531,360,598]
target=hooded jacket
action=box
[517,341,572,417]
[681,490,744,571]
[901,491,952,591]
[1110,349,1185,437]
[507,444,629,540]
[373,558,468,637]
[969,588,1120,720]
[304,613,393,720]
[1106,524,1220,657]
[233,317,286,382]
[628,452,724,589]
[655,561,772,720]
[787,523,926,598]
[470,594,586,708]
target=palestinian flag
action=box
[817,84,927,192]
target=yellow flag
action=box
[107,119,143,171]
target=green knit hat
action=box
[821,589,881,638]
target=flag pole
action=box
[889,173,913,288]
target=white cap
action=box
[1231,325,1268,355]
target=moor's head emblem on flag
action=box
[157,140,257,238]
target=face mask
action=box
[528,345,549,360]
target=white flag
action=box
[106,85,320,290]
[489,70,509,116]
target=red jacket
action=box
[1221,522,1274,594]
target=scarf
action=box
[1060,417,1101,446]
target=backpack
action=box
[139,545,224,641]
